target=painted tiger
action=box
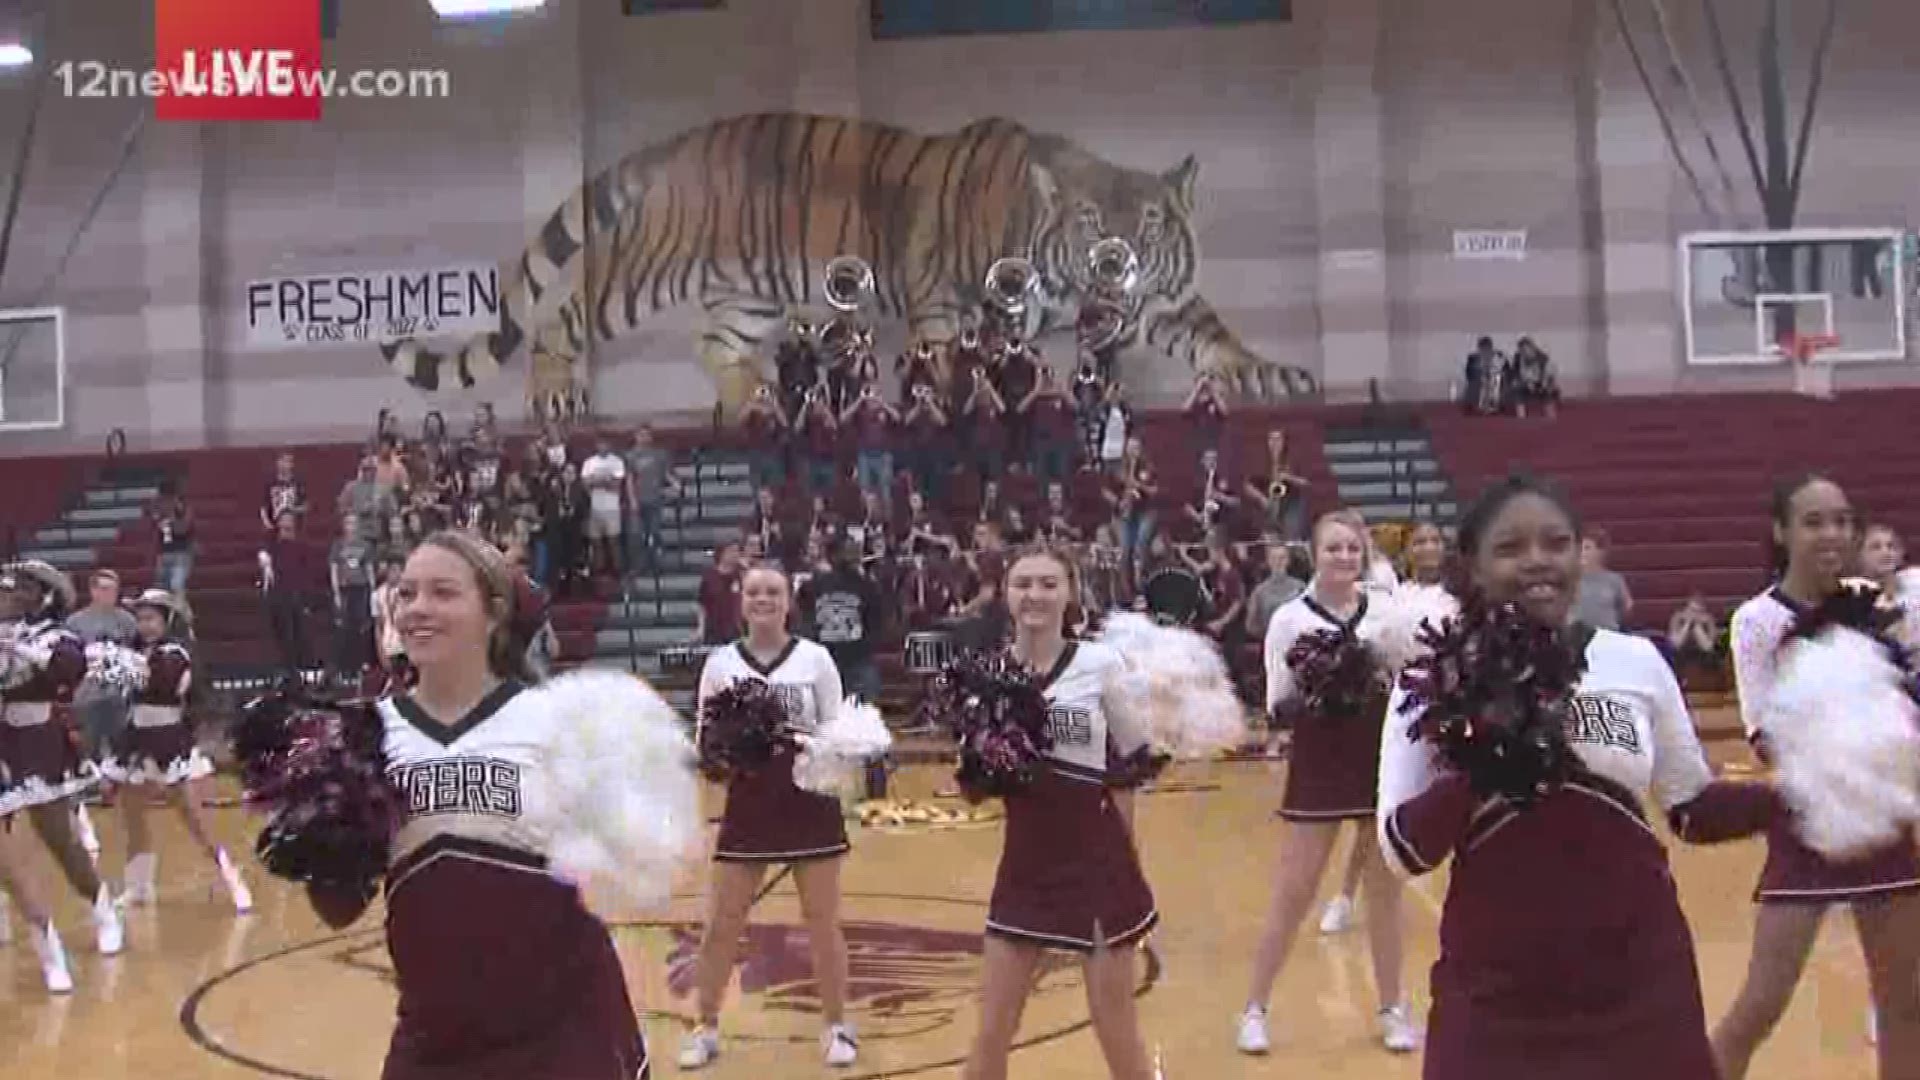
[380,112,1317,417]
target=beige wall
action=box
[0,0,1916,456]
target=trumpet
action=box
[983,256,1037,320]
[824,254,873,313]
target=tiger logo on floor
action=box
[378,113,1317,418]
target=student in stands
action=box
[1184,373,1230,453]
[259,512,326,676]
[581,436,628,579]
[1246,429,1310,545]
[1573,528,1633,631]
[1862,523,1920,655]
[148,482,197,597]
[694,540,746,647]
[1021,365,1079,485]
[260,452,309,534]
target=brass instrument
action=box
[983,256,1037,321]
[1088,236,1140,294]
[818,255,875,359]
[1079,236,1140,353]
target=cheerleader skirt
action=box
[100,722,214,787]
[714,753,849,863]
[0,711,98,815]
[1754,817,1920,904]
[382,841,649,1080]
[1280,699,1385,821]
[1423,777,1716,1080]
[986,762,1158,953]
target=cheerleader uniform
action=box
[985,641,1158,952]
[1379,628,1776,1080]
[696,639,849,863]
[100,639,212,786]
[1265,592,1390,821]
[374,682,648,1080]
[0,616,96,816]
[1732,586,1920,903]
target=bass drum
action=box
[1142,567,1204,628]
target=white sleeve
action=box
[1099,648,1151,757]
[1638,638,1714,810]
[694,654,727,740]
[1376,681,1444,876]
[811,643,844,729]
[1729,603,1777,738]
[1263,606,1296,713]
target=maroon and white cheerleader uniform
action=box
[985,641,1158,952]
[1264,593,1389,821]
[1380,628,1777,1080]
[101,640,211,786]
[0,617,96,816]
[696,639,850,863]
[1732,586,1920,903]
[376,682,648,1080]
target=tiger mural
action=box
[379,113,1317,417]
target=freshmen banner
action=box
[242,264,500,349]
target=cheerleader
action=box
[1379,474,1780,1080]
[680,565,857,1070]
[0,560,124,960]
[1240,512,1415,1054]
[1711,475,1920,1080]
[301,530,651,1079]
[1319,519,1454,937]
[102,590,252,913]
[961,544,1158,1080]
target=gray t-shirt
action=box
[330,538,376,593]
[1573,568,1632,631]
[1245,572,1307,638]
[625,448,672,505]
[67,607,139,707]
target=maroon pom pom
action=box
[1284,629,1387,720]
[918,651,1055,802]
[698,680,796,781]
[235,693,402,895]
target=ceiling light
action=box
[430,0,545,18]
[0,44,33,68]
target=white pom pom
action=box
[1764,627,1920,860]
[83,642,149,693]
[1379,584,1459,671]
[794,697,893,797]
[520,668,703,919]
[1095,612,1249,757]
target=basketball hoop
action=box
[1777,330,1840,399]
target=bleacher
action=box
[1425,388,1920,631]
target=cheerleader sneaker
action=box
[676,1026,720,1070]
[92,884,125,956]
[33,923,73,994]
[122,852,158,906]
[216,848,254,914]
[1379,1003,1421,1053]
[75,805,101,858]
[1317,895,1355,934]
[823,1023,859,1067]
[1235,1004,1271,1054]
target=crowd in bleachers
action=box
[1460,335,1561,418]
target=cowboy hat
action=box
[127,588,186,620]
[1,560,76,611]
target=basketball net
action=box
[1778,330,1839,400]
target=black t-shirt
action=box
[800,566,883,669]
[263,478,306,524]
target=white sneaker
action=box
[33,922,73,994]
[676,1026,719,1070]
[1318,895,1356,934]
[216,848,254,914]
[0,891,12,944]
[1379,1003,1421,1053]
[122,852,158,905]
[1868,1006,1878,1046]
[75,804,100,858]
[823,1023,858,1067]
[92,884,124,956]
[1235,1004,1271,1054]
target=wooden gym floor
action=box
[0,730,1885,1079]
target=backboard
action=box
[0,306,65,432]
[1680,228,1908,365]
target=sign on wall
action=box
[243,264,500,349]
[1451,229,1528,261]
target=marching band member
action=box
[102,589,252,914]
[1711,475,1920,1080]
[960,544,1158,1080]
[297,530,653,1079]
[0,560,123,963]
[1379,474,1778,1080]
[1240,512,1416,1055]
[681,564,858,1070]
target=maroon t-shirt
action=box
[967,399,1007,454]
[803,409,839,458]
[1206,563,1247,632]
[698,566,743,644]
[1030,393,1076,441]
[847,399,895,454]
[264,537,327,594]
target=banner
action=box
[1451,229,1528,261]
[243,263,499,348]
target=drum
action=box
[905,631,956,674]
[1143,567,1204,627]
[658,644,712,674]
